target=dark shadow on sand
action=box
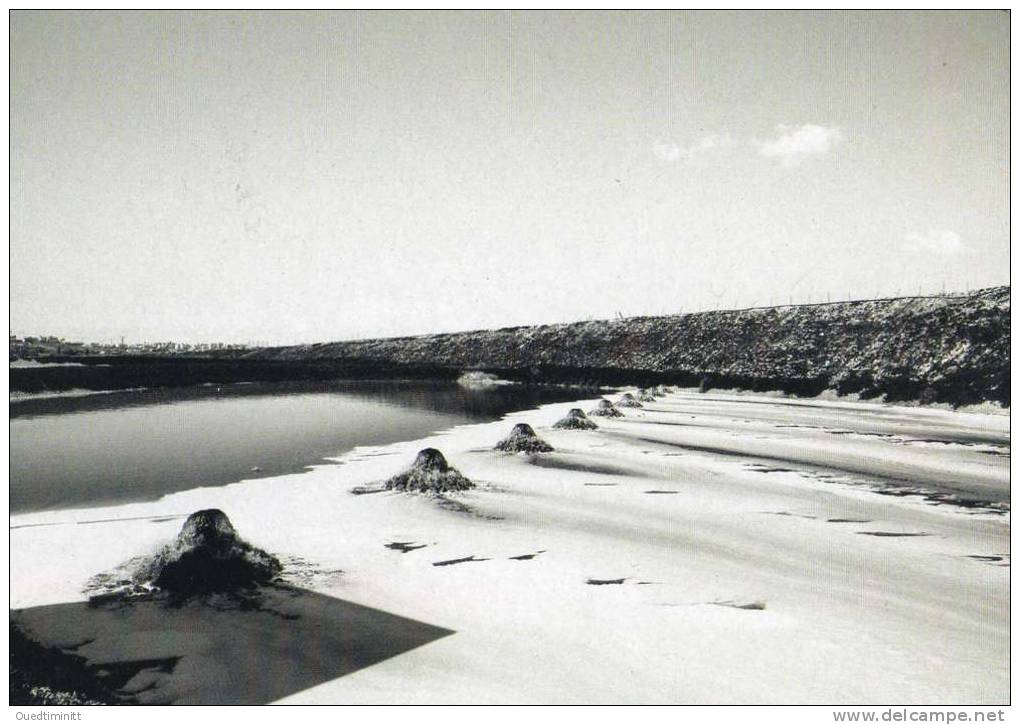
[622,434,1010,510]
[526,455,641,478]
[11,586,454,705]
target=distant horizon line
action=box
[10,284,1008,351]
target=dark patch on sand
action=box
[632,436,776,462]
[92,656,182,693]
[712,600,766,611]
[63,637,97,651]
[643,490,679,495]
[10,521,68,530]
[11,587,454,705]
[432,555,489,567]
[828,430,896,439]
[965,555,1006,563]
[857,531,930,537]
[508,550,546,561]
[586,578,626,585]
[434,495,504,520]
[80,514,189,526]
[12,514,189,530]
[901,438,1009,450]
[628,434,1009,511]
[761,511,817,520]
[746,464,798,474]
[527,455,640,478]
[827,518,873,523]
[641,420,704,429]
[385,542,428,553]
[870,487,1009,515]
[583,482,619,487]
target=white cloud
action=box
[652,133,734,163]
[903,229,971,256]
[758,124,843,166]
[686,133,734,156]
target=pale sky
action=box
[10,10,1010,344]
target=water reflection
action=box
[10,381,581,514]
[10,380,578,420]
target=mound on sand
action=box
[637,389,657,403]
[616,393,643,408]
[589,399,624,418]
[553,408,599,430]
[385,448,475,493]
[653,385,670,396]
[134,509,282,595]
[495,423,554,454]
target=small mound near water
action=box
[495,423,554,453]
[385,448,475,493]
[616,392,643,408]
[637,389,657,403]
[589,399,624,417]
[134,509,282,596]
[457,370,502,388]
[553,408,598,430]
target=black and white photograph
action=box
[7,8,1011,712]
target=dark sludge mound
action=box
[553,408,599,430]
[588,399,624,418]
[615,393,643,408]
[385,448,475,493]
[637,389,657,403]
[494,423,554,454]
[134,509,283,596]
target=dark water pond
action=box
[10,380,581,513]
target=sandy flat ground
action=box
[9,390,1010,704]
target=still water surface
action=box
[10,380,581,513]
